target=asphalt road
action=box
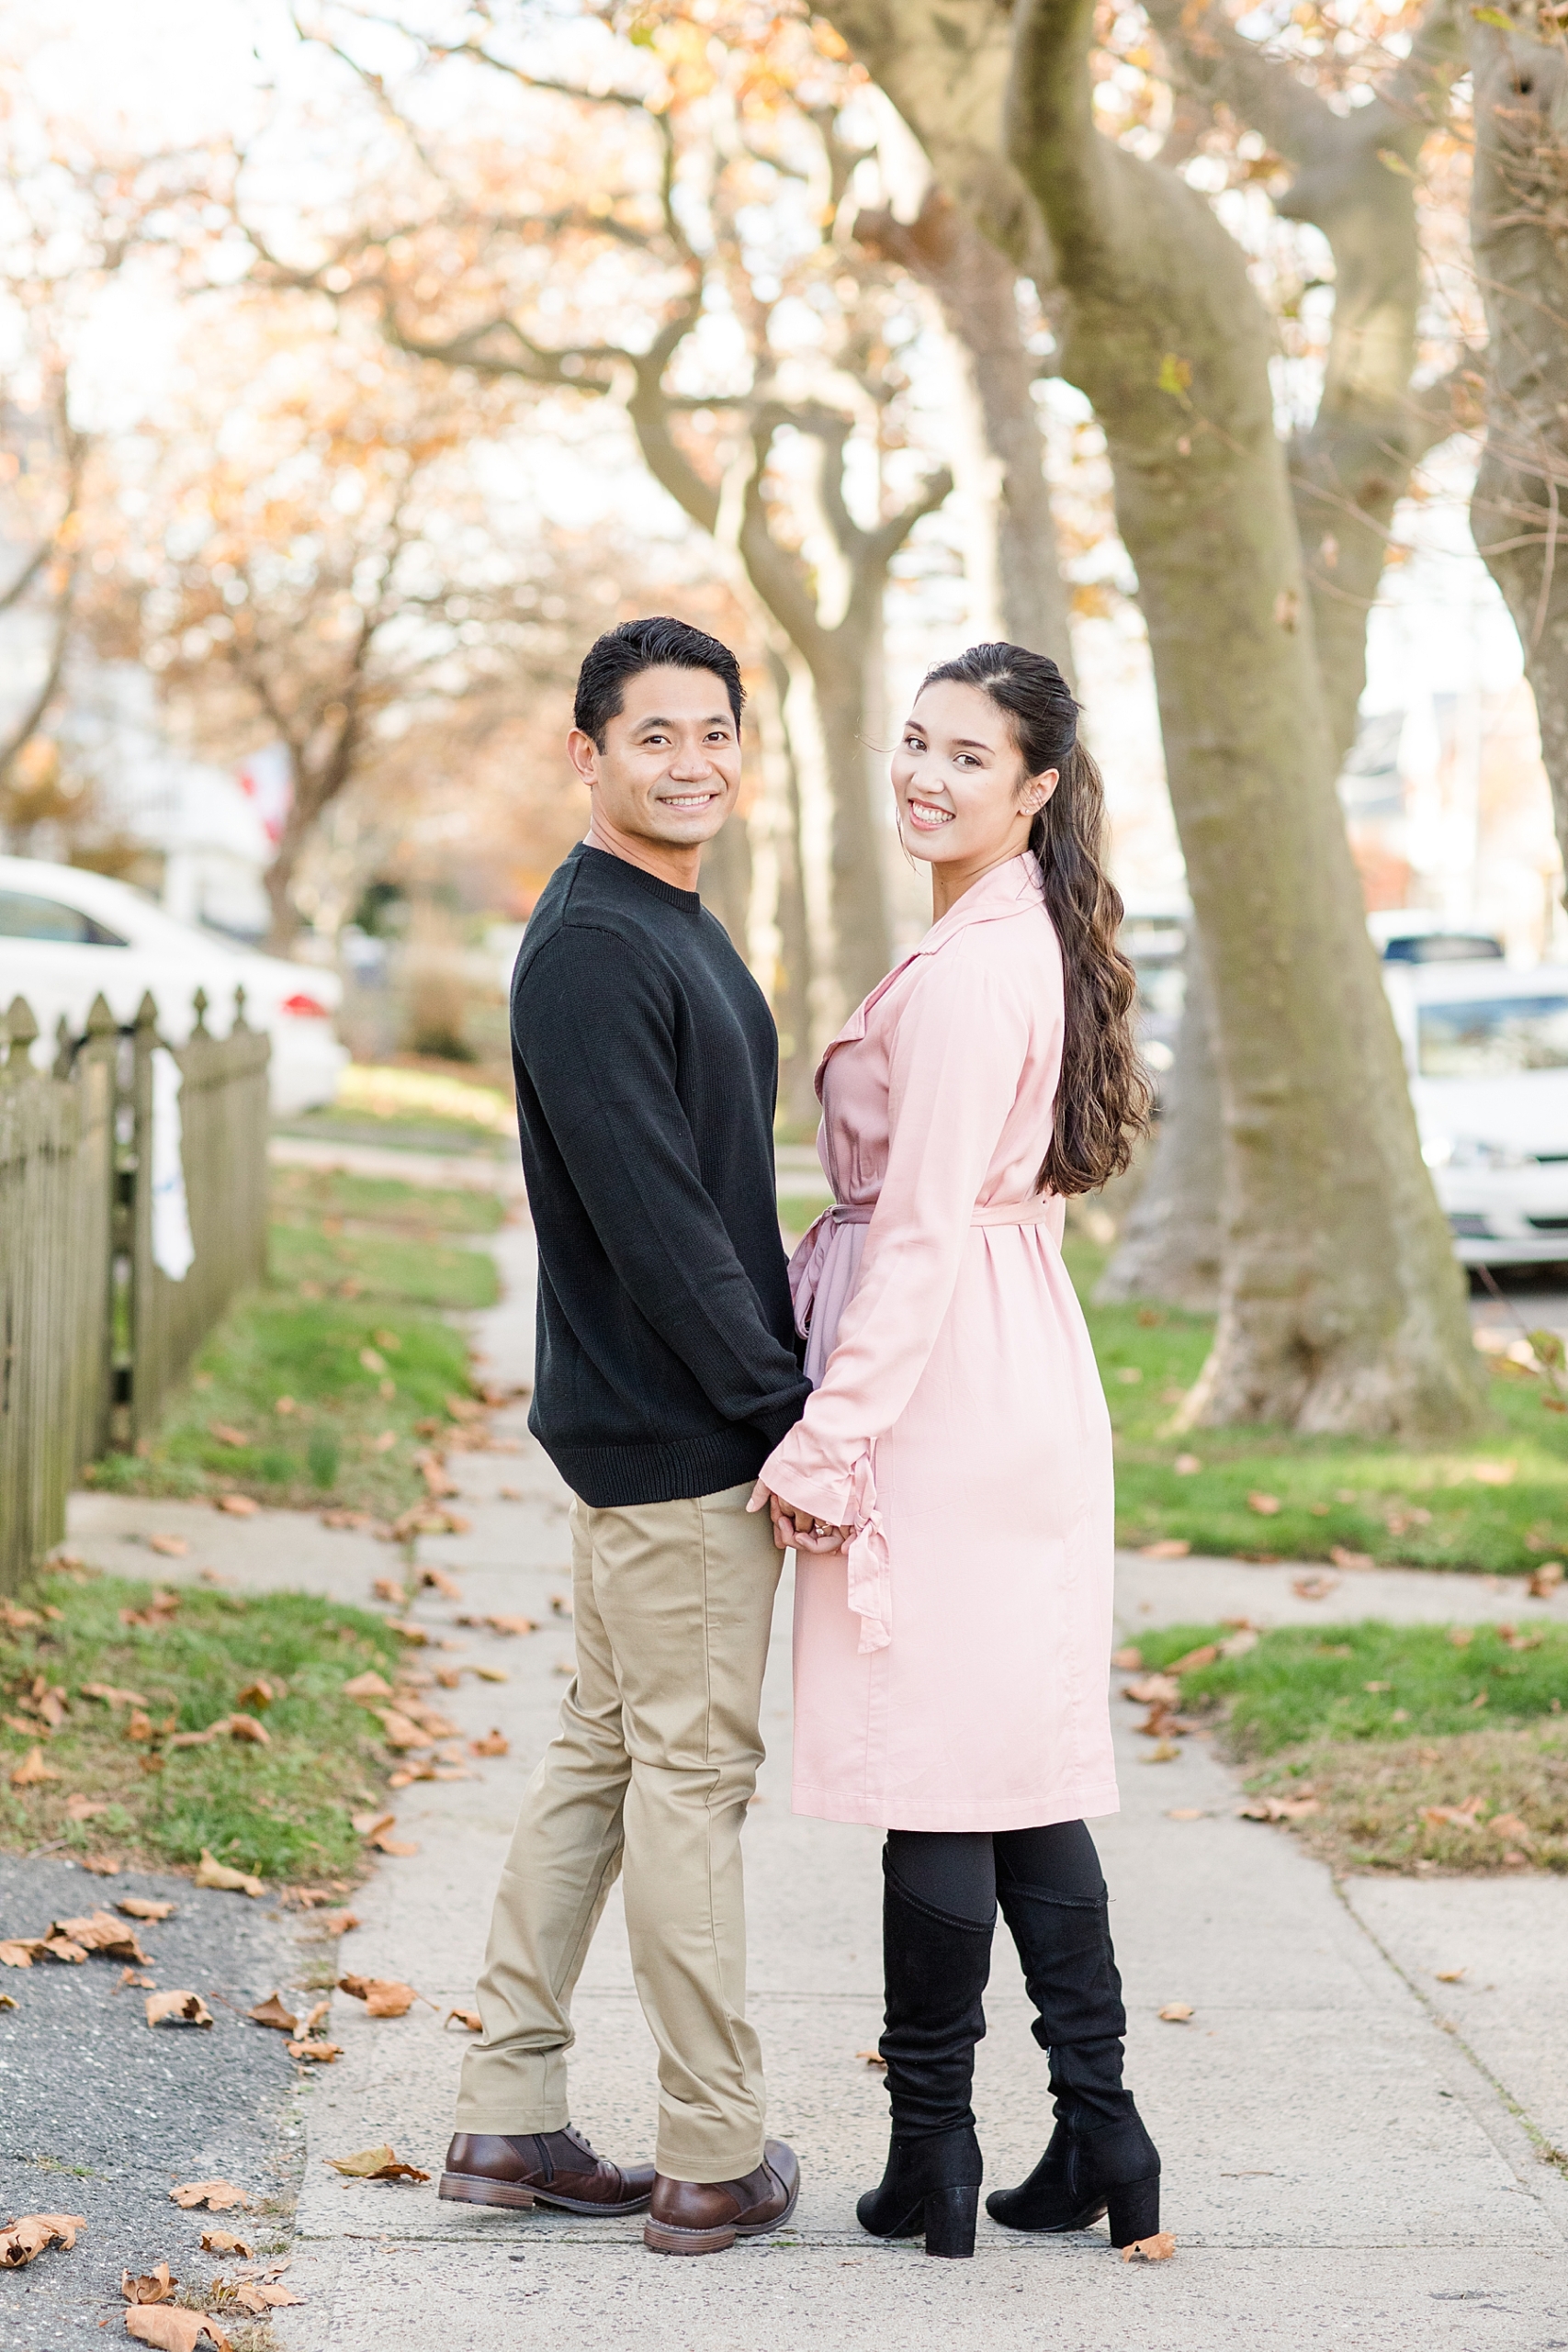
[1,1853,315,2350]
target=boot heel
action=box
[923,2185,977,2258]
[1105,2175,1159,2248]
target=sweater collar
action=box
[570,840,703,915]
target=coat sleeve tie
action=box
[844,1448,892,1655]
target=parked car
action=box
[1368,910,1506,966]
[0,855,348,1116]
[1382,957,1568,1264]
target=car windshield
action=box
[1418,995,1568,1078]
[0,890,128,947]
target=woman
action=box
[749,644,1159,2260]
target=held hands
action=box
[746,1480,852,1554]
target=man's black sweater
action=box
[511,842,810,1507]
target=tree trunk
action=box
[1095,944,1223,1311]
[1007,0,1482,1434]
[698,808,753,956]
[811,615,894,1010]
[1105,0,1465,1317]
[857,187,1075,673]
[760,647,818,1131]
[1469,18,1568,877]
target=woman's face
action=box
[892,680,1056,871]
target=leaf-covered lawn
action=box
[1067,1235,1568,1577]
[87,1169,502,1516]
[1122,1618,1568,1874]
[1,1569,402,1883]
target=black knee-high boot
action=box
[856,1862,991,2258]
[987,1879,1160,2245]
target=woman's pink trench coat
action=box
[760,854,1120,1833]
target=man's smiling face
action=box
[570,663,742,855]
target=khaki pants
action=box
[455,1480,782,2182]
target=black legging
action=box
[884,1821,1104,1924]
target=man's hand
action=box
[747,1480,852,1553]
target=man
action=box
[439,616,811,2256]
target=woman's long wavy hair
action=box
[922,643,1153,1197]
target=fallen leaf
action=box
[1138,1539,1190,1559]
[1328,1545,1373,1570]
[1434,1967,1467,1984]
[0,2212,86,2267]
[485,1614,537,1637]
[338,1973,418,2018]
[1166,1643,1218,1676]
[121,2262,176,2303]
[471,1664,509,1683]
[1219,1627,1259,1657]
[351,1810,395,1838]
[0,1991,15,2007]
[855,2047,887,2066]
[168,2180,249,2211]
[470,1729,509,1757]
[1469,1460,1516,1486]
[320,1910,360,1935]
[1140,1738,1180,1763]
[0,1939,41,1967]
[1123,1674,1180,1707]
[324,2143,431,2182]
[1291,1573,1340,1601]
[47,1911,152,1962]
[83,1683,152,1708]
[1489,1813,1533,1842]
[1110,1645,1142,1669]
[119,1968,155,1990]
[234,1679,276,1710]
[126,1712,154,1742]
[198,2232,251,2257]
[11,1746,62,1788]
[445,2007,483,2031]
[343,1671,394,1702]
[1247,1492,1281,1516]
[549,1592,572,1616]
[146,1989,214,2028]
[79,1852,123,1877]
[232,2281,305,2313]
[1173,1453,1201,1475]
[1449,1626,1474,1648]
[65,1793,111,1822]
[148,1534,189,1558]
[1158,2002,1194,2023]
[1122,2232,1177,2262]
[1166,1808,1205,1821]
[419,1568,464,1600]
[125,2307,231,2352]
[117,1899,176,1922]
[373,1577,406,1606]
[247,1992,299,2032]
[209,1423,249,1448]
[214,1494,259,1517]
[0,1600,42,1629]
[374,1831,420,1856]
[1529,1561,1564,1598]
[193,1850,264,1897]
[376,1708,433,1751]
[287,2038,343,2062]
[1238,1795,1321,1822]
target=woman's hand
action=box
[746,1481,852,1553]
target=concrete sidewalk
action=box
[63,1219,1568,2347]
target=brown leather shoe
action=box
[643,2140,800,2255]
[439,2127,654,2216]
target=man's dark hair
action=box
[574,616,745,751]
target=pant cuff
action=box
[653,2136,766,2186]
[451,2100,571,2136]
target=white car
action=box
[1383,957,1568,1264]
[0,855,348,1116]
